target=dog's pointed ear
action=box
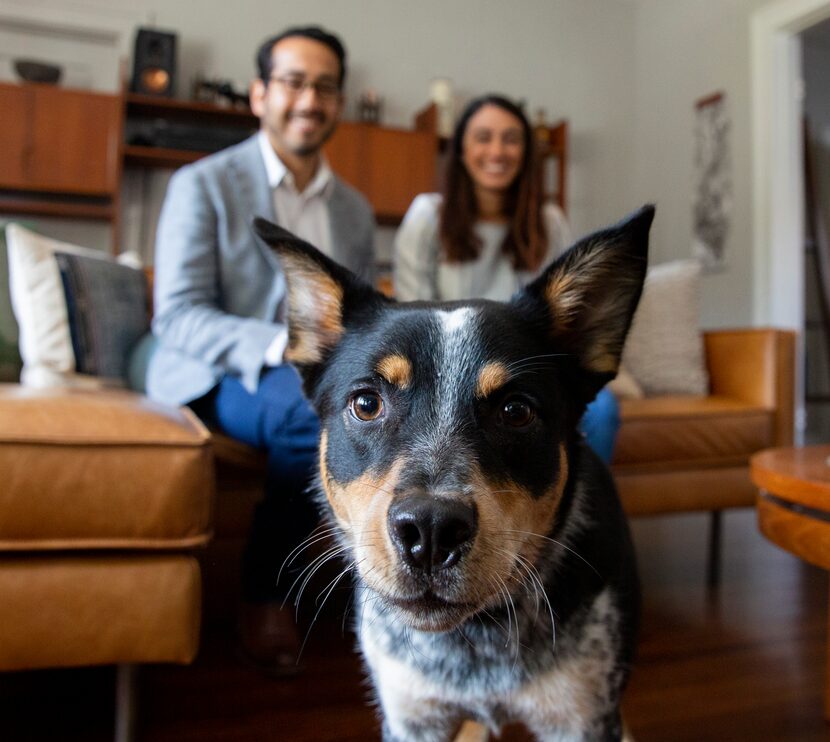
[253,217,387,379]
[514,205,654,386]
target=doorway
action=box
[751,0,830,442]
[801,17,830,442]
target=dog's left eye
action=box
[501,398,535,428]
[349,392,384,421]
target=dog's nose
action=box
[388,495,478,573]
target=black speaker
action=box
[131,27,177,97]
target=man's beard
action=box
[284,113,336,156]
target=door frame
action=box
[751,0,830,327]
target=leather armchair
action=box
[612,328,796,583]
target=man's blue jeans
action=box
[191,365,320,603]
[581,386,620,465]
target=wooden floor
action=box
[2,510,829,741]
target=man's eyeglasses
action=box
[268,75,340,101]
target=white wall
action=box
[630,0,777,328]
[633,0,788,327]
[0,0,638,258]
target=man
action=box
[147,26,375,676]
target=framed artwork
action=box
[693,92,732,271]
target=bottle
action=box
[534,108,550,154]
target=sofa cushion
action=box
[0,385,214,550]
[613,394,774,470]
[621,259,709,396]
[0,555,201,671]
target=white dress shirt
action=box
[258,131,336,366]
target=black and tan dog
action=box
[255,205,653,742]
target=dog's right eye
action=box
[349,392,384,422]
[501,397,535,428]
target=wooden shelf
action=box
[0,195,114,221]
[123,145,212,168]
[125,92,257,126]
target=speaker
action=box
[131,27,177,97]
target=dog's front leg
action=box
[381,712,470,742]
[526,708,624,742]
[376,682,467,742]
[367,652,465,741]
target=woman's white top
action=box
[393,193,572,302]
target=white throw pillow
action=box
[621,259,709,396]
[6,224,141,389]
[608,364,645,400]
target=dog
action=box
[254,204,653,741]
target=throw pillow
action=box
[0,223,23,382]
[621,259,709,396]
[6,223,148,388]
[55,251,149,381]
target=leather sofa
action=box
[0,385,214,742]
[612,327,796,583]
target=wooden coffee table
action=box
[751,445,830,720]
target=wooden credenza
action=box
[0,82,122,221]
[325,122,437,224]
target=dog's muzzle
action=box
[387,495,478,574]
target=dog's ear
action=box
[514,205,654,391]
[253,217,387,381]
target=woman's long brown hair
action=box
[439,94,547,271]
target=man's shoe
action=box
[237,602,304,678]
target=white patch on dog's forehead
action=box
[437,307,474,335]
[405,306,481,481]
[434,307,479,389]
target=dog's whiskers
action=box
[296,557,364,663]
[340,589,355,637]
[487,574,518,653]
[511,551,557,652]
[277,524,341,586]
[402,624,434,668]
[479,606,509,638]
[496,546,540,619]
[453,624,477,653]
[499,529,601,577]
[291,531,385,612]
[505,363,561,378]
[282,543,349,613]
[503,352,569,373]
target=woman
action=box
[394,94,619,463]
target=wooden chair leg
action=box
[707,510,723,589]
[115,663,138,742]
